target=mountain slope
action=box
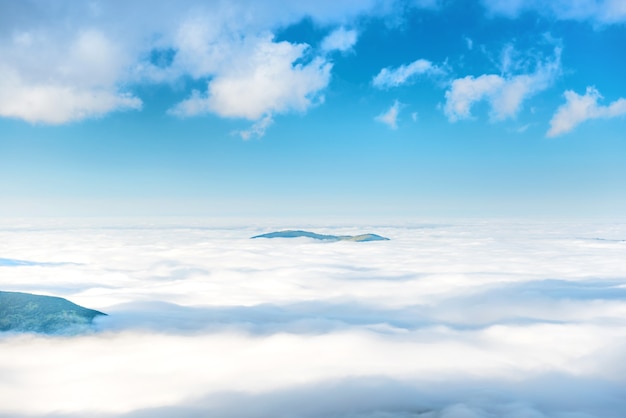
[0,291,106,334]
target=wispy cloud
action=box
[321,27,358,52]
[372,59,443,89]
[482,0,626,25]
[375,100,402,129]
[238,114,274,140]
[547,86,626,137]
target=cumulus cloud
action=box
[0,28,141,123]
[0,77,142,124]
[321,27,358,52]
[169,34,331,121]
[2,220,626,416]
[375,100,402,129]
[482,0,626,25]
[547,86,626,137]
[444,74,503,121]
[372,59,442,89]
[444,47,561,122]
[0,0,386,126]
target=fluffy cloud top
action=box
[444,47,561,122]
[169,35,332,120]
[1,220,626,416]
[0,76,142,124]
[0,1,382,127]
[375,100,402,129]
[547,86,626,137]
[0,0,621,137]
[372,59,442,89]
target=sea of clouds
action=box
[1,218,626,417]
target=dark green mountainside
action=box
[0,291,106,334]
[251,230,390,242]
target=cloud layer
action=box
[1,220,626,416]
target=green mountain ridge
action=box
[0,291,106,334]
[251,230,390,242]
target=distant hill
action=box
[0,291,106,334]
[251,230,390,242]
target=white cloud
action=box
[444,47,561,122]
[444,74,504,122]
[482,0,626,24]
[547,86,626,137]
[1,220,626,416]
[0,73,142,124]
[372,59,442,89]
[375,100,401,129]
[0,0,388,126]
[170,35,332,121]
[321,27,358,52]
[0,29,141,123]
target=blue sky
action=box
[1,0,625,218]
